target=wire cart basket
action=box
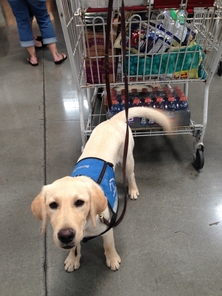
[55,0,222,170]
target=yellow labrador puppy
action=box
[31,107,171,272]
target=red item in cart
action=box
[153,0,214,9]
[178,96,189,111]
[144,97,153,107]
[85,18,118,84]
[155,97,165,110]
[132,98,142,107]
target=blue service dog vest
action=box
[71,157,118,215]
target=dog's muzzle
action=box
[57,228,75,249]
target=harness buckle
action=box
[99,213,104,223]
[99,213,110,227]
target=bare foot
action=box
[27,55,38,66]
[54,52,67,64]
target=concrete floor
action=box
[1,1,222,295]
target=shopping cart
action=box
[55,0,222,170]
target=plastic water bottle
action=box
[161,11,189,46]
[128,97,141,125]
[140,97,152,126]
[152,87,161,98]
[155,97,165,110]
[132,97,142,107]
[169,9,185,25]
[119,96,125,111]
[178,96,189,110]
[140,117,147,126]
[143,97,156,125]
[141,87,151,98]
[121,89,125,95]
[173,86,184,95]
[111,89,117,97]
[165,96,177,120]
[107,99,122,118]
[173,87,186,110]
[130,88,138,99]
[129,88,137,106]
[142,87,148,93]
[165,96,176,110]
[163,86,173,98]
[176,95,190,125]
[144,97,153,108]
[131,88,138,94]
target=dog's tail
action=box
[111,106,171,132]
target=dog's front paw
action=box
[129,188,139,200]
[64,248,81,272]
[105,252,121,271]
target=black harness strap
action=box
[81,159,118,243]
[82,213,117,243]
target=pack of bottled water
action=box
[106,84,190,126]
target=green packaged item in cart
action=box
[126,42,206,79]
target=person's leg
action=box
[7,0,35,47]
[47,43,67,63]
[27,4,43,48]
[34,36,43,48]
[27,0,56,44]
[28,0,67,63]
[26,46,38,65]
[8,0,38,64]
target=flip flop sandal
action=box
[54,53,67,65]
[35,36,47,49]
[35,36,42,42]
[27,57,38,66]
[35,42,47,49]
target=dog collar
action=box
[71,157,118,214]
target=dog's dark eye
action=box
[75,200,85,207]
[49,202,58,209]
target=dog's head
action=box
[31,176,107,249]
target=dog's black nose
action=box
[57,228,75,244]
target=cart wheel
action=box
[193,148,204,170]
[218,61,222,76]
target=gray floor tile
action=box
[1,1,222,296]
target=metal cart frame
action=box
[55,0,222,169]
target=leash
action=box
[113,0,129,227]
[104,0,114,110]
[81,0,129,243]
[105,0,129,228]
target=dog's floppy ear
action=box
[31,187,47,234]
[90,184,107,228]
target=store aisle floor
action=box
[1,1,222,296]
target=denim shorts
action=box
[8,0,57,47]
